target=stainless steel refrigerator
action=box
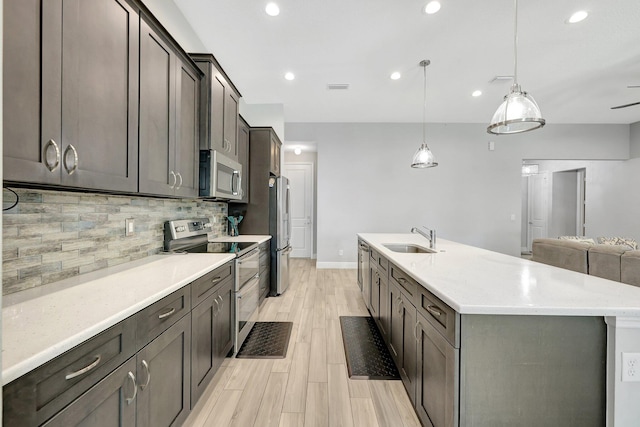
[269,176,292,295]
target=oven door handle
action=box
[237,248,260,264]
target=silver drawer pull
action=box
[141,360,151,390]
[426,305,443,317]
[126,371,137,405]
[158,307,176,319]
[398,277,407,285]
[63,144,78,175]
[65,355,101,380]
[213,298,220,316]
[44,139,61,172]
[211,276,222,284]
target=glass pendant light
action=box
[487,0,545,135]
[411,60,438,168]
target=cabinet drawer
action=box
[390,264,417,301]
[3,315,136,426]
[137,286,191,349]
[259,253,269,272]
[417,286,459,348]
[370,249,388,274]
[191,261,234,307]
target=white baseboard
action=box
[316,262,357,269]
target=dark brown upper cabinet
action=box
[3,0,140,192]
[190,54,242,162]
[138,14,201,198]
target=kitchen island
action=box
[358,233,640,427]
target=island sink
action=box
[382,243,437,254]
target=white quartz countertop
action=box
[2,253,235,385]
[358,233,640,317]
[209,234,271,244]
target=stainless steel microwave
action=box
[199,150,243,200]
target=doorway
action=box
[283,162,314,258]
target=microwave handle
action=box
[232,170,240,196]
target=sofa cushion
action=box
[532,238,589,274]
[596,236,638,250]
[558,236,596,244]
[621,250,640,288]
[588,244,627,282]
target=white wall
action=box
[143,0,207,52]
[631,122,640,159]
[550,171,578,238]
[239,101,285,142]
[285,122,631,264]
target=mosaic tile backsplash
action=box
[2,188,229,295]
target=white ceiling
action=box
[174,0,640,125]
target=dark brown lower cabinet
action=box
[389,281,418,404]
[191,279,233,406]
[136,314,191,427]
[42,357,137,427]
[415,312,459,427]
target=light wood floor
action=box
[184,258,421,427]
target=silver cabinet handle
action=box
[396,296,403,315]
[158,307,176,319]
[141,360,151,390]
[213,298,220,316]
[65,355,101,380]
[126,371,137,405]
[426,305,443,317]
[211,276,222,284]
[44,139,61,172]
[176,172,183,190]
[169,171,177,189]
[217,294,224,309]
[63,144,78,175]
[414,321,421,342]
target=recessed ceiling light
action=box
[567,10,588,24]
[390,72,401,80]
[284,72,295,81]
[294,147,302,155]
[472,90,482,97]
[424,1,441,15]
[265,3,280,17]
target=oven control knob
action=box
[175,225,186,232]
[204,223,212,229]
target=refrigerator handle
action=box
[286,185,292,241]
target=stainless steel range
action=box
[164,218,261,353]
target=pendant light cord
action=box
[422,62,427,144]
[513,0,518,85]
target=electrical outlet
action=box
[338,249,344,256]
[125,218,135,237]
[622,353,640,382]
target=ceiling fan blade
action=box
[611,101,640,110]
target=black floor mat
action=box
[339,316,400,380]
[236,321,293,358]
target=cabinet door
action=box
[416,312,459,427]
[139,18,176,196]
[378,274,389,340]
[389,282,403,360]
[191,293,217,406]
[175,60,200,197]
[369,267,380,319]
[3,0,61,184]
[214,280,234,368]
[224,89,239,160]
[270,134,281,176]
[42,357,137,427]
[210,74,226,153]
[400,298,417,404]
[137,314,191,427]
[60,0,139,192]
[237,118,250,202]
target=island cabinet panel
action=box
[4,0,139,192]
[416,311,459,427]
[389,281,418,404]
[41,357,137,427]
[369,249,389,340]
[458,315,606,427]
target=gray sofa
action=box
[532,238,640,287]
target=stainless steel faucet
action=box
[411,226,436,249]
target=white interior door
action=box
[283,163,313,258]
[527,171,550,251]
